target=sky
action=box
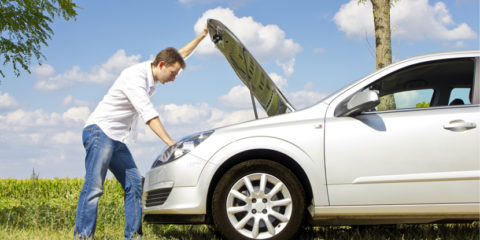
[0,0,478,179]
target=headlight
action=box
[151,130,214,168]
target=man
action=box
[74,25,208,239]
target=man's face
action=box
[155,61,182,84]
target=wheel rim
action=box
[226,173,293,239]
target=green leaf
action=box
[0,0,79,78]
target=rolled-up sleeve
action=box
[121,70,159,123]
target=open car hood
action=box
[207,19,295,117]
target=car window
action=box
[364,58,475,112]
[394,89,434,108]
[449,88,471,105]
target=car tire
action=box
[212,159,305,240]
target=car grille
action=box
[146,188,172,207]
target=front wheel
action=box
[212,159,305,240]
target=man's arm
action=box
[178,24,208,59]
[147,117,175,146]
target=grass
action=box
[0,178,478,239]
[1,223,479,240]
[0,225,222,240]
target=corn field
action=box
[0,178,478,239]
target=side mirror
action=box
[335,91,380,117]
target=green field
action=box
[1,178,478,239]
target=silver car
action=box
[143,19,479,240]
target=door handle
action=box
[443,120,476,131]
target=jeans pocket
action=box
[82,125,97,149]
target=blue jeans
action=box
[74,124,143,239]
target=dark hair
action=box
[152,47,186,69]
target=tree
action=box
[370,0,392,70]
[416,101,430,108]
[0,0,79,78]
[360,0,396,110]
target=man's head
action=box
[151,47,186,84]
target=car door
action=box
[324,57,480,206]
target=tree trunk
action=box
[371,0,396,110]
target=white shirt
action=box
[85,61,159,143]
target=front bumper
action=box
[142,152,215,221]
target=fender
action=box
[201,136,329,207]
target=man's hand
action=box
[202,23,208,36]
[178,24,209,59]
[147,117,175,146]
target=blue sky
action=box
[0,0,478,178]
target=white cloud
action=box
[0,106,89,178]
[0,109,62,131]
[33,50,142,91]
[32,64,82,90]
[0,107,88,138]
[28,152,67,165]
[269,72,288,89]
[0,91,20,109]
[136,124,159,143]
[158,103,210,125]
[218,85,251,109]
[88,50,142,83]
[453,41,464,47]
[154,102,261,137]
[0,107,85,177]
[210,109,258,128]
[218,71,287,110]
[21,133,43,145]
[51,131,79,145]
[0,102,264,177]
[277,58,295,77]
[333,0,477,42]
[62,95,90,107]
[288,82,327,109]
[194,7,302,76]
[33,63,55,76]
[333,0,373,38]
[63,106,91,122]
[0,107,88,135]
